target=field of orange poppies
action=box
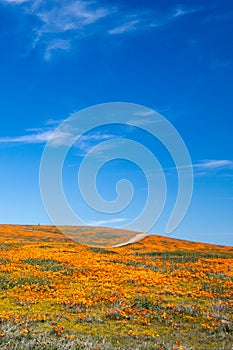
[0,224,232,349]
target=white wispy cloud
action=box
[88,218,127,226]
[194,160,233,170]
[75,132,117,155]
[0,0,28,3]
[173,5,202,18]
[33,1,109,35]
[75,137,128,161]
[1,0,110,60]
[151,159,233,177]
[108,19,140,35]
[33,1,110,60]
[0,124,117,149]
[45,118,65,126]
[0,130,51,144]
[147,5,204,31]
[1,0,207,59]
[43,39,71,61]
[0,129,73,146]
[108,4,204,36]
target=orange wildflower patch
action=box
[0,224,232,349]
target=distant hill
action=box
[0,224,232,349]
[0,224,232,251]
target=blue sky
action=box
[0,0,232,245]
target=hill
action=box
[0,224,232,349]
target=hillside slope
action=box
[0,224,232,349]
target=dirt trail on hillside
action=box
[111,233,148,247]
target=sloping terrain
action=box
[0,224,232,349]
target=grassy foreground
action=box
[0,225,232,349]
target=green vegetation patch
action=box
[90,247,117,254]
[136,250,233,262]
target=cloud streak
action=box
[1,0,28,3]
[0,0,207,59]
[173,5,203,18]
[33,0,110,60]
[151,159,233,177]
[108,5,203,36]
[88,218,127,226]
[0,125,117,149]
[1,0,110,60]
[1,121,232,177]
[44,39,71,61]
[0,129,73,146]
[108,19,140,35]
[194,160,233,170]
